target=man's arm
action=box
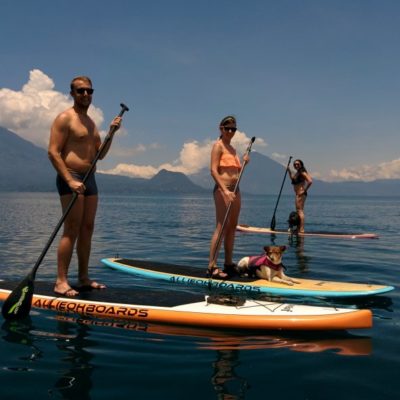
[98,116,122,160]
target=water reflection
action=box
[1,318,43,368]
[331,295,394,313]
[51,315,373,398]
[288,235,311,273]
[1,313,373,400]
[52,315,372,356]
[54,316,373,398]
[211,349,249,400]
[1,317,92,400]
[265,232,311,274]
[48,321,93,400]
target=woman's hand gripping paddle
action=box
[270,156,292,231]
[1,103,129,321]
[209,137,255,283]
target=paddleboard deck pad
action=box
[237,224,378,239]
[101,258,394,298]
[0,281,372,330]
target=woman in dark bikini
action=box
[207,116,249,279]
[287,159,313,233]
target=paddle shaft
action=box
[270,156,292,231]
[210,137,255,267]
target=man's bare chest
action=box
[68,120,96,144]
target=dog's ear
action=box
[280,245,287,252]
[263,246,270,252]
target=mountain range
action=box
[1,126,399,196]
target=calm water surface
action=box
[0,192,399,399]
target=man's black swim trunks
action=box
[56,172,98,196]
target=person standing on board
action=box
[48,76,122,296]
[287,159,313,233]
[208,116,249,279]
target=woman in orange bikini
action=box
[287,159,313,233]
[207,116,249,279]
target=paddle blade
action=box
[1,275,34,320]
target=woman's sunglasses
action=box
[75,87,94,95]
[223,127,237,133]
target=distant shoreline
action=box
[0,191,397,199]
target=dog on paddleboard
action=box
[288,211,301,234]
[236,245,300,286]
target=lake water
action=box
[0,192,399,399]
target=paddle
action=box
[209,136,256,275]
[270,156,292,231]
[1,103,129,321]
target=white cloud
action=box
[101,131,268,179]
[109,143,149,159]
[270,152,290,166]
[178,140,213,172]
[328,158,400,182]
[232,132,267,154]
[104,163,159,179]
[0,69,104,147]
[101,138,213,178]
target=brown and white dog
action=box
[236,245,300,286]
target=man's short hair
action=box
[70,76,92,91]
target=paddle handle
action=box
[210,137,255,267]
[270,156,292,231]
[30,103,130,279]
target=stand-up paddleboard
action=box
[101,258,394,298]
[0,281,371,331]
[236,224,378,239]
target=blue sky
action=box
[1,0,399,181]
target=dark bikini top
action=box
[291,169,306,185]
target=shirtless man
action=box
[48,76,122,296]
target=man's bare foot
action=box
[78,280,107,290]
[54,284,79,297]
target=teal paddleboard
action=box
[101,258,394,298]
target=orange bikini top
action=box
[219,152,241,169]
